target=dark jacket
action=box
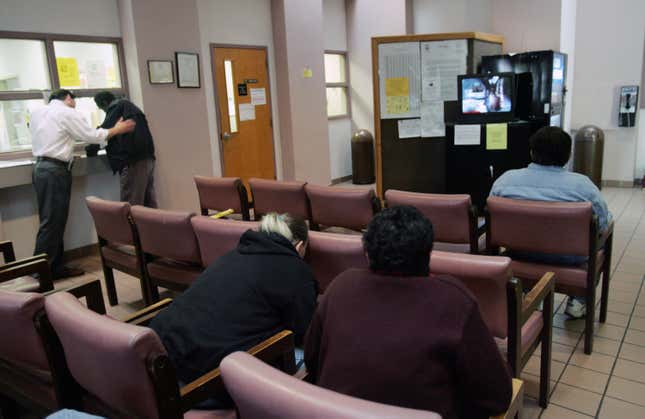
[304,268,512,419]
[150,230,317,384]
[100,99,155,173]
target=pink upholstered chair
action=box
[305,184,380,232]
[43,292,295,419]
[0,241,53,293]
[191,216,259,267]
[486,196,613,355]
[385,190,483,254]
[249,178,311,222]
[220,351,439,419]
[86,196,150,306]
[130,206,203,302]
[430,250,555,408]
[194,176,251,221]
[305,231,368,293]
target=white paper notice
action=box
[378,42,421,119]
[421,40,468,102]
[422,77,441,102]
[454,124,481,146]
[250,88,266,105]
[239,103,255,121]
[421,101,445,137]
[397,119,421,139]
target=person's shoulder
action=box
[491,167,527,189]
[428,274,478,305]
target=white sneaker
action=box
[565,298,586,319]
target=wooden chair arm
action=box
[0,241,16,263]
[121,298,173,325]
[0,254,47,272]
[0,257,54,292]
[179,330,295,411]
[490,378,524,419]
[521,272,555,323]
[598,219,614,249]
[44,279,106,314]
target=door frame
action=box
[209,43,277,179]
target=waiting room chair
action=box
[86,196,150,306]
[486,196,613,355]
[249,178,312,223]
[385,190,483,253]
[305,184,380,232]
[220,351,439,419]
[305,231,368,293]
[0,241,53,293]
[191,216,259,267]
[194,175,251,221]
[430,250,555,408]
[130,206,203,302]
[43,291,296,419]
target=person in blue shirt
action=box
[490,126,612,318]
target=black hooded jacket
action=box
[149,230,317,384]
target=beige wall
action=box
[490,0,561,53]
[413,0,492,34]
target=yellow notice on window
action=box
[385,77,409,97]
[486,123,508,150]
[386,96,410,115]
[56,57,81,87]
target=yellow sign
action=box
[303,68,313,78]
[486,123,508,150]
[386,96,410,115]
[385,77,409,97]
[56,57,81,87]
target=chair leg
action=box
[103,265,118,306]
[138,276,151,306]
[147,279,160,303]
[584,287,596,354]
[599,262,611,324]
[539,291,554,408]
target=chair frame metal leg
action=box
[599,234,613,323]
[539,290,554,408]
[103,265,119,306]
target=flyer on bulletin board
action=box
[486,123,508,150]
[56,57,81,87]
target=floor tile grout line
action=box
[594,274,645,419]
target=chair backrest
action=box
[0,290,49,371]
[194,175,249,218]
[130,206,201,264]
[45,292,167,419]
[249,178,310,221]
[221,351,438,419]
[305,184,378,231]
[385,190,472,243]
[430,250,512,338]
[305,231,368,293]
[85,196,134,246]
[487,196,593,256]
[191,216,259,267]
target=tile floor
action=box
[55,187,645,418]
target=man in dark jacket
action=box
[149,213,317,407]
[94,91,157,207]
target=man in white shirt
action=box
[31,89,135,279]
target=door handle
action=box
[222,132,232,140]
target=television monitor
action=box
[459,73,515,117]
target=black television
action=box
[458,73,516,122]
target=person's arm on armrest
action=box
[456,305,512,418]
[288,277,318,346]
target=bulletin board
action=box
[371,32,504,197]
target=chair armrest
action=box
[44,279,106,314]
[598,219,614,249]
[0,257,54,292]
[0,241,16,263]
[0,254,47,272]
[121,298,173,325]
[179,330,295,411]
[490,378,524,419]
[521,272,555,323]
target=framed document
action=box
[147,60,174,84]
[175,52,200,88]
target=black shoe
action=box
[53,266,85,280]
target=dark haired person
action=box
[150,213,317,408]
[30,89,135,279]
[94,91,157,207]
[490,126,612,318]
[304,206,511,419]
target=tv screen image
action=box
[461,75,513,114]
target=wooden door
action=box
[212,46,276,190]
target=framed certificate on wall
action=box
[175,52,200,88]
[147,60,174,84]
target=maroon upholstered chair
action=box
[191,216,259,268]
[486,196,613,355]
[305,184,380,231]
[249,178,311,222]
[130,206,203,302]
[194,175,251,221]
[220,351,439,419]
[0,241,53,293]
[305,231,368,293]
[86,196,150,306]
[385,190,483,254]
[430,250,555,408]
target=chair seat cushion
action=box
[102,244,139,273]
[147,259,202,287]
[496,311,544,359]
[184,409,237,419]
[0,276,41,292]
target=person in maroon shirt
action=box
[304,206,512,419]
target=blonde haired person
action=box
[150,213,317,409]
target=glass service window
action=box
[53,41,121,89]
[324,52,349,118]
[0,99,47,153]
[0,38,51,91]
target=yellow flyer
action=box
[486,123,508,150]
[56,57,81,87]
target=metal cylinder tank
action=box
[573,125,604,189]
[351,129,375,185]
